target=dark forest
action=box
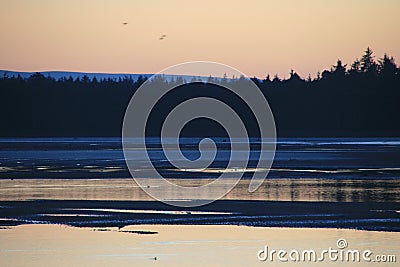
[1,48,399,137]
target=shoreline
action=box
[1,199,399,232]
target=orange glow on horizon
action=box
[1,0,399,78]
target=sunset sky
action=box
[1,0,399,78]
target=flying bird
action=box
[159,34,167,40]
[122,22,128,25]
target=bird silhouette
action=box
[123,22,128,25]
[159,34,167,40]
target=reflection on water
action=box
[1,178,399,202]
[0,224,398,267]
[0,137,399,202]
[1,138,398,266]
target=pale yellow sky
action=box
[1,0,399,78]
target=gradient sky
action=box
[1,0,399,78]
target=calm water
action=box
[0,137,399,202]
[1,138,399,267]
[1,178,399,202]
[1,224,398,267]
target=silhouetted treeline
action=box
[1,48,399,137]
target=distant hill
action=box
[0,70,153,81]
